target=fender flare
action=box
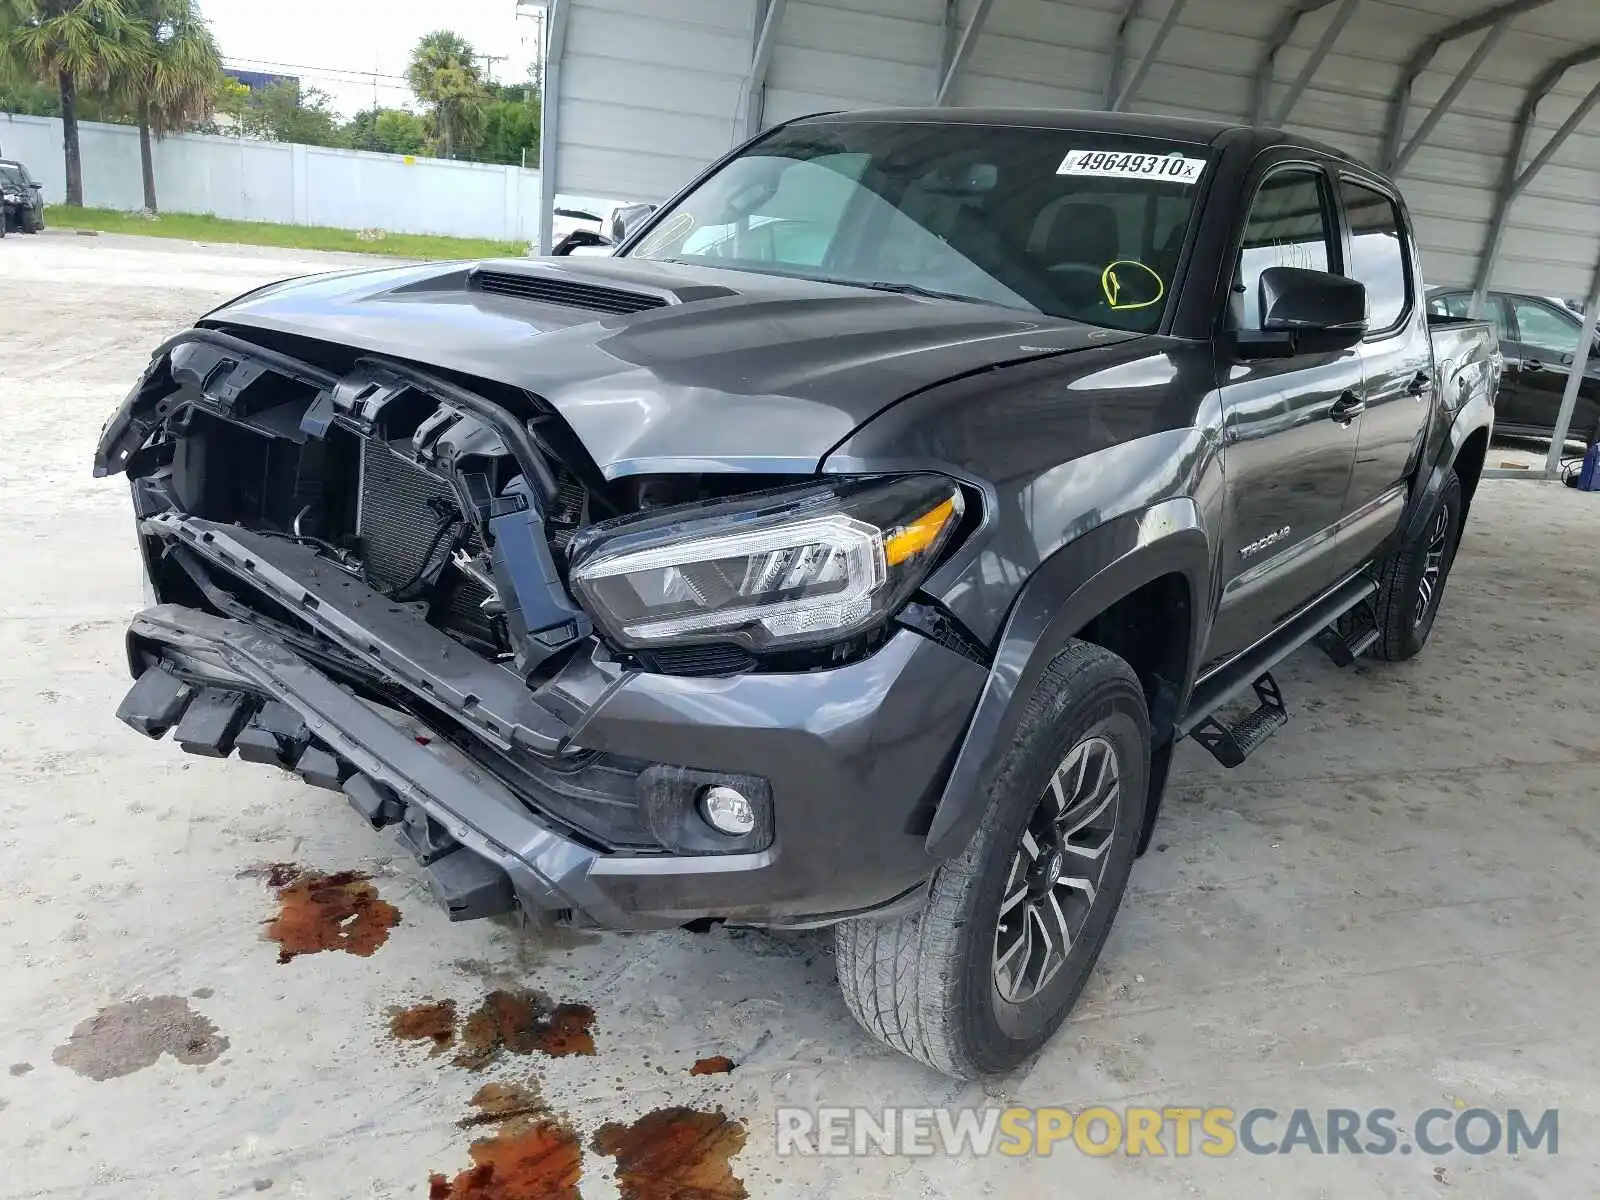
[1400,384,1495,545]
[923,498,1212,860]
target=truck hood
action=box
[205,257,1142,478]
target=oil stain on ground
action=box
[430,1081,583,1200]
[390,999,459,1055]
[453,989,596,1069]
[592,1108,748,1200]
[688,1056,736,1076]
[263,869,400,964]
[52,996,228,1081]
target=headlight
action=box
[568,475,966,652]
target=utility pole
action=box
[478,53,508,83]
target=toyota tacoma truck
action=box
[95,109,1500,1078]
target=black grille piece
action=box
[471,270,668,315]
[635,644,758,677]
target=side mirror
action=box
[28,181,42,191]
[1240,266,1367,357]
[552,229,615,257]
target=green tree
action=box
[477,84,539,166]
[207,72,243,125]
[406,29,486,160]
[0,0,148,205]
[239,81,342,146]
[344,105,426,156]
[0,75,58,111]
[116,0,221,211]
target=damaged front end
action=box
[96,327,597,675]
[96,324,990,931]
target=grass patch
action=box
[41,206,527,260]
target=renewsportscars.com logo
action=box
[775,1106,1559,1159]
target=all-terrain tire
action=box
[1374,470,1463,662]
[834,640,1149,1078]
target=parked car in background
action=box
[551,206,603,245]
[549,202,659,257]
[0,158,45,235]
[1429,286,1599,447]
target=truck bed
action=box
[1427,315,1502,415]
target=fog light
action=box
[699,786,756,837]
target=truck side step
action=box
[1181,572,1378,738]
[1188,673,1288,768]
[1313,600,1380,667]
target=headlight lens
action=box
[568,475,966,652]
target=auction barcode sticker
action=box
[1058,150,1206,184]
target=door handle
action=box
[1330,390,1366,423]
[1525,359,1546,373]
[1406,371,1433,397]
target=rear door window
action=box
[1339,180,1412,333]
[1508,297,1581,360]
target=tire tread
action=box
[835,640,1147,1077]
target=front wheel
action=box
[835,640,1149,1078]
[1374,470,1463,662]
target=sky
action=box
[202,0,545,118]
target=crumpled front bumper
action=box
[119,592,988,930]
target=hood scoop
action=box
[467,263,739,316]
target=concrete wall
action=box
[0,112,544,242]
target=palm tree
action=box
[407,30,486,160]
[0,0,147,206]
[116,0,220,211]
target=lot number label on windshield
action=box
[1058,150,1205,184]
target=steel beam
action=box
[940,0,961,80]
[1470,44,1600,314]
[1104,0,1143,110]
[1545,264,1600,472]
[936,0,997,105]
[1381,0,1559,169]
[1112,0,1189,112]
[1252,0,1343,124]
[1390,21,1509,175]
[1509,79,1600,196]
[536,0,569,257]
[737,0,788,139]
[1269,0,1361,127]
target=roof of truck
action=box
[787,107,1359,164]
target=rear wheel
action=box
[1374,470,1462,662]
[834,640,1148,1077]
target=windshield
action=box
[0,164,27,189]
[626,120,1210,332]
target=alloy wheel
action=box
[992,735,1120,1005]
[1414,504,1451,629]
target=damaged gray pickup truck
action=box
[95,109,1499,1077]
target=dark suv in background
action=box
[0,158,45,236]
[1429,287,1598,447]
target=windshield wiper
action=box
[649,260,1011,308]
[831,279,988,304]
